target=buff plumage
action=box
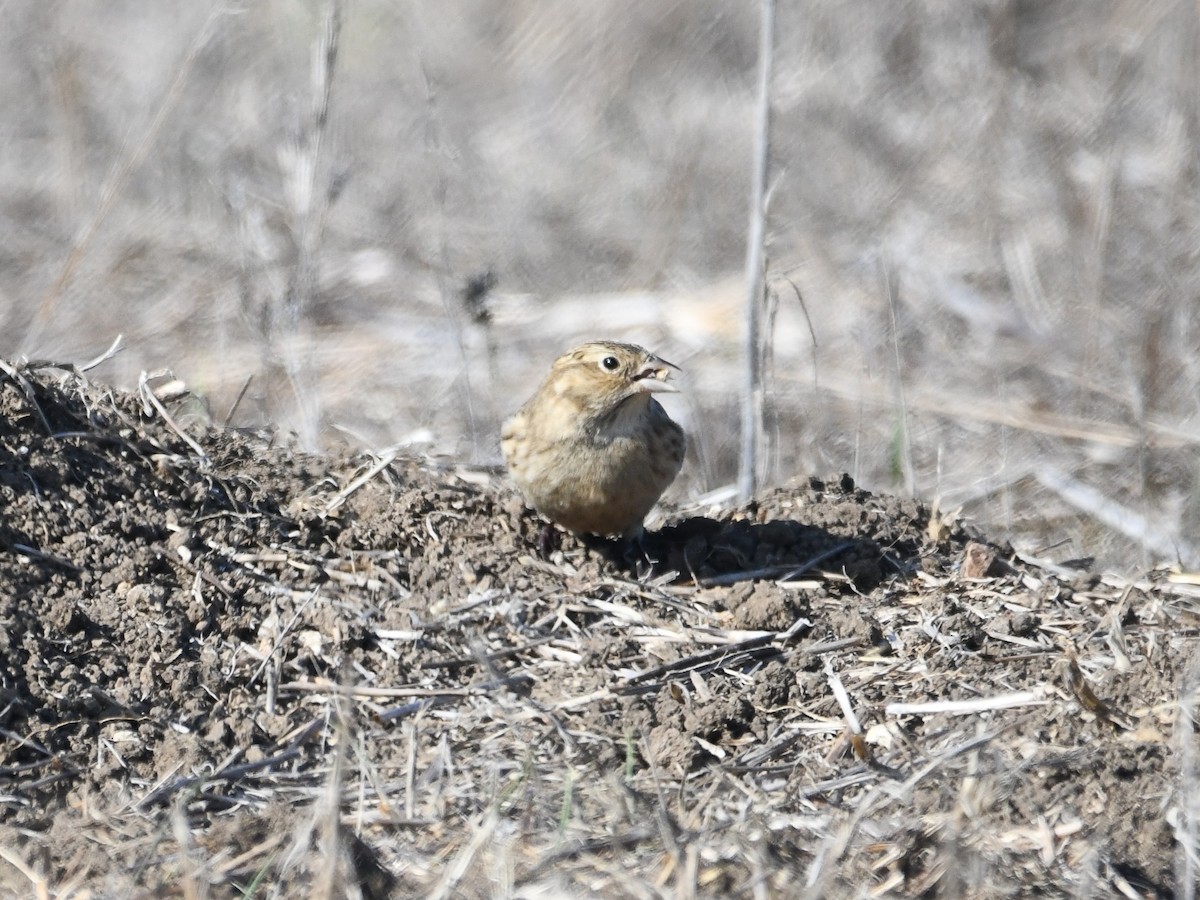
[501,341,686,540]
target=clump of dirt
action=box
[0,361,1194,898]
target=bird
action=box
[501,341,686,544]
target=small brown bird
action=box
[502,341,686,542]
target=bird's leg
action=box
[620,526,663,577]
[537,522,561,557]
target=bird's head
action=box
[545,341,679,416]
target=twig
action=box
[737,0,776,503]
[882,261,915,496]
[825,659,862,735]
[794,769,877,799]
[281,0,342,450]
[138,718,324,808]
[404,721,418,820]
[80,333,125,372]
[247,589,320,690]
[138,370,209,463]
[278,681,473,700]
[377,699,442,723]
[811,724,1015,881]
[420,634,559,670]
[699,540,857,587]
[171,798,203,900]
[429,810,500,900]
[222,374,254,428]
[781,277,818,385]
[9,543,82,573]
[620,628,846,693]
[620,633,778,688]
[894,726,1011,800]
[886,691,1048,717]
[519,828,658,884]
[21,334,126,374]
[321,450,399,515]
[313,680,350,900]
[1175,656,1200,899]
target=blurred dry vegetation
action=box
[4,0,1200,571]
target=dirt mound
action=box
[0,361,1195,898]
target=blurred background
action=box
[3,0,1199,570]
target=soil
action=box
[0,362,1195,898]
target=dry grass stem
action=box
[737,0,775,504]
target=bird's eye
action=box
[600,356,620,371]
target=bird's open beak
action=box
[632,357,679,393]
